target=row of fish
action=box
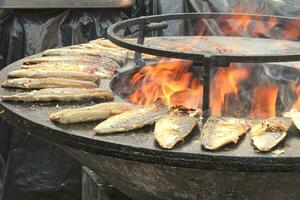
[47,99,300,151]
[2,38,157,90]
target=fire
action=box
[210,64,250,116]
[129,58,203,109]
[250,85,278,119]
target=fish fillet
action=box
[154,107,198,149]
[250,117,291,152]
[94,99,169,135]
[2,88,114,102]
[8,69,100,83]
[201,116,250,150]
[21,62,117,78]
[43,48,127,64]
[2,78,98,89]
[23,55,108,65]
[50,102,138,124]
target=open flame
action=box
[128,7,300,119]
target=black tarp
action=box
[0,0,299,200]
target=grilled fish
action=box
[250,117,292,152]
[8,69,100,83]
[23,55,108,65]
[2,78,98,89]
[21,62,117,78]
[201,116,250,150]
[2,88,114,102]
[93,99,169,135]
[43,49,127,64]
[283,109,300,131]
[89,39,157,60]
[154,107,198,149]
[50,102,138,124]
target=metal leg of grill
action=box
[82,166,133,200]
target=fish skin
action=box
[154,108,198,149]
[21,62,117,78]
[250,117,292,152]
[2,88,114,102]
[1,78,98,89]
[201,116,250,150]
[42,48,127,65]
[93,99,169,135]
[50,102,138,124]
[22,57,119,72]
[8,69,100,83]
[23,55,108,65]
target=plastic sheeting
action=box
[0,1,299,200]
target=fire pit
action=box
[1,13,300,200]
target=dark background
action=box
[0,0,299,199]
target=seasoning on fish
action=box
[154,107,199,149]
[8,69,100,83]
[42,48,127,64]
[23,55,107,65]
[283,109,300,131]
[21,61,118,78]
[50,102,138,124]
[250,117,292,152]
[93,99,169,135]
[2,88,114,102]
[201,116,250,150]
[1,78,98,89]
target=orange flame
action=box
[250,85,278,119]
[129,58,203,109]
[210,64,250,116]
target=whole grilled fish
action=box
[154,107,198,149]
[21,62,117,78]
[8,69,100,83]
[250,117,292,152]
[23,55,107,65]
[201,116,250,150]
[50,102,138,124]
[2,88,114,102]
[42,48,127,64]
[93,99,169,135]
[2,78,98,89]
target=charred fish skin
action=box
[93,100,169,135]
[154,108,198,149]
[250,117,292,152]
[42,48,127,65]
[201,116,250,150]
[2,88,114,102]
[49,102,138,124]
[1,78,98,89]
[8,69,100,83]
